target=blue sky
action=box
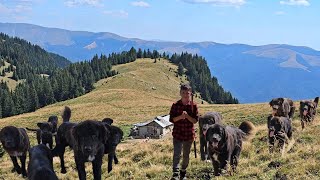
[0,0,319,50]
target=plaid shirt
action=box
[169,100,199,141]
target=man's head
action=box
[180,83,192,102]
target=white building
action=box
[130,115,173,139]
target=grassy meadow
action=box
[0,60,24,90]
[0,58,320,179]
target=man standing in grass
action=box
[169,83,199,180]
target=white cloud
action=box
[280,0,310,6]
[275,11,286,15]
[0,1,32,20]
[131,1,150,8]
[64,0,103,7]
[103,10,129,18]
[182,0,246,6]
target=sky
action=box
[0,0,319,50]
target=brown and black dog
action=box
[198,112,223,161]
[267,116,293,154]
[300,97,319,129]
[28,144,58,180]
[101,118,123,173]
[269,98,295,119]
[205,121,255,176]
[0,126,30,177]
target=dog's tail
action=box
[62,106,71,122]
[314,97,319,108]
[26,127,38,132]
[239,121,256,141]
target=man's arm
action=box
[185,104,199,124]
[170,103,185,123]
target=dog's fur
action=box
[0,126,30,177]
[102,118,123,173]
[26,122,54,149]
[52,106,76,173]
[198,112,223,161]
[48,115,58,134]
[300,97,319,129]
[205,121,255,176]
[72,120,109,180]
[267,116,292,153]
[28,144,58,180]
[269,98,295,119]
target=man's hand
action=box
[184,111,197,124]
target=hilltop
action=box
[0,59,319,179]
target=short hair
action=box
[180,83,192,91]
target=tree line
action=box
[0,48,139,118]
[1,33,238,118]
[171,52,238,104]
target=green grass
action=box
[0,58,319,179]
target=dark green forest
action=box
[0,33,237,118]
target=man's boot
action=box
[170,171,179,180]
[180,170,187,180]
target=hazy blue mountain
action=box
[1,22,319,103]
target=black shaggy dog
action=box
[198,112,223,161]
[300,97,319,129]
[0,126,30,177]
[26,122,54,149]
[205,121,255,176]
[72,120,109,180]
[53,106,110,180]
[267,116,292,153]
[269,98,295,119]
[28,144,58,180]
[101,118,123,173]
[52,106,76,174]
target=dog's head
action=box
[0,126,21,149]
[268,117,286,140]
[300,101,316,117]
[269,98,285,116]
[205,124,227,150]
[29,144,52,162]
[200,115,219,137]
[72,120,110,159]
[102,118,114,126]
[48,116,58,133]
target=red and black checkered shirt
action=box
[169,100,199,141]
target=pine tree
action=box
[137,48,143,58]
[177,62,184,76]
[29,84,40,111]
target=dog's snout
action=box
[84,146,92,152]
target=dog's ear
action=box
[269,99,274,106]
[37,123,43,128]
[279,98,284,104]
[222,127,228,141]
[99,123,109,144]
[102,118,114,125]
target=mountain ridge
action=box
[1,22,320,103]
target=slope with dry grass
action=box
[0,58,319,179]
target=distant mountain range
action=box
[1,22,319,103]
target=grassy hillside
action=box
[0,58,319,179]
[0,60,24,90]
